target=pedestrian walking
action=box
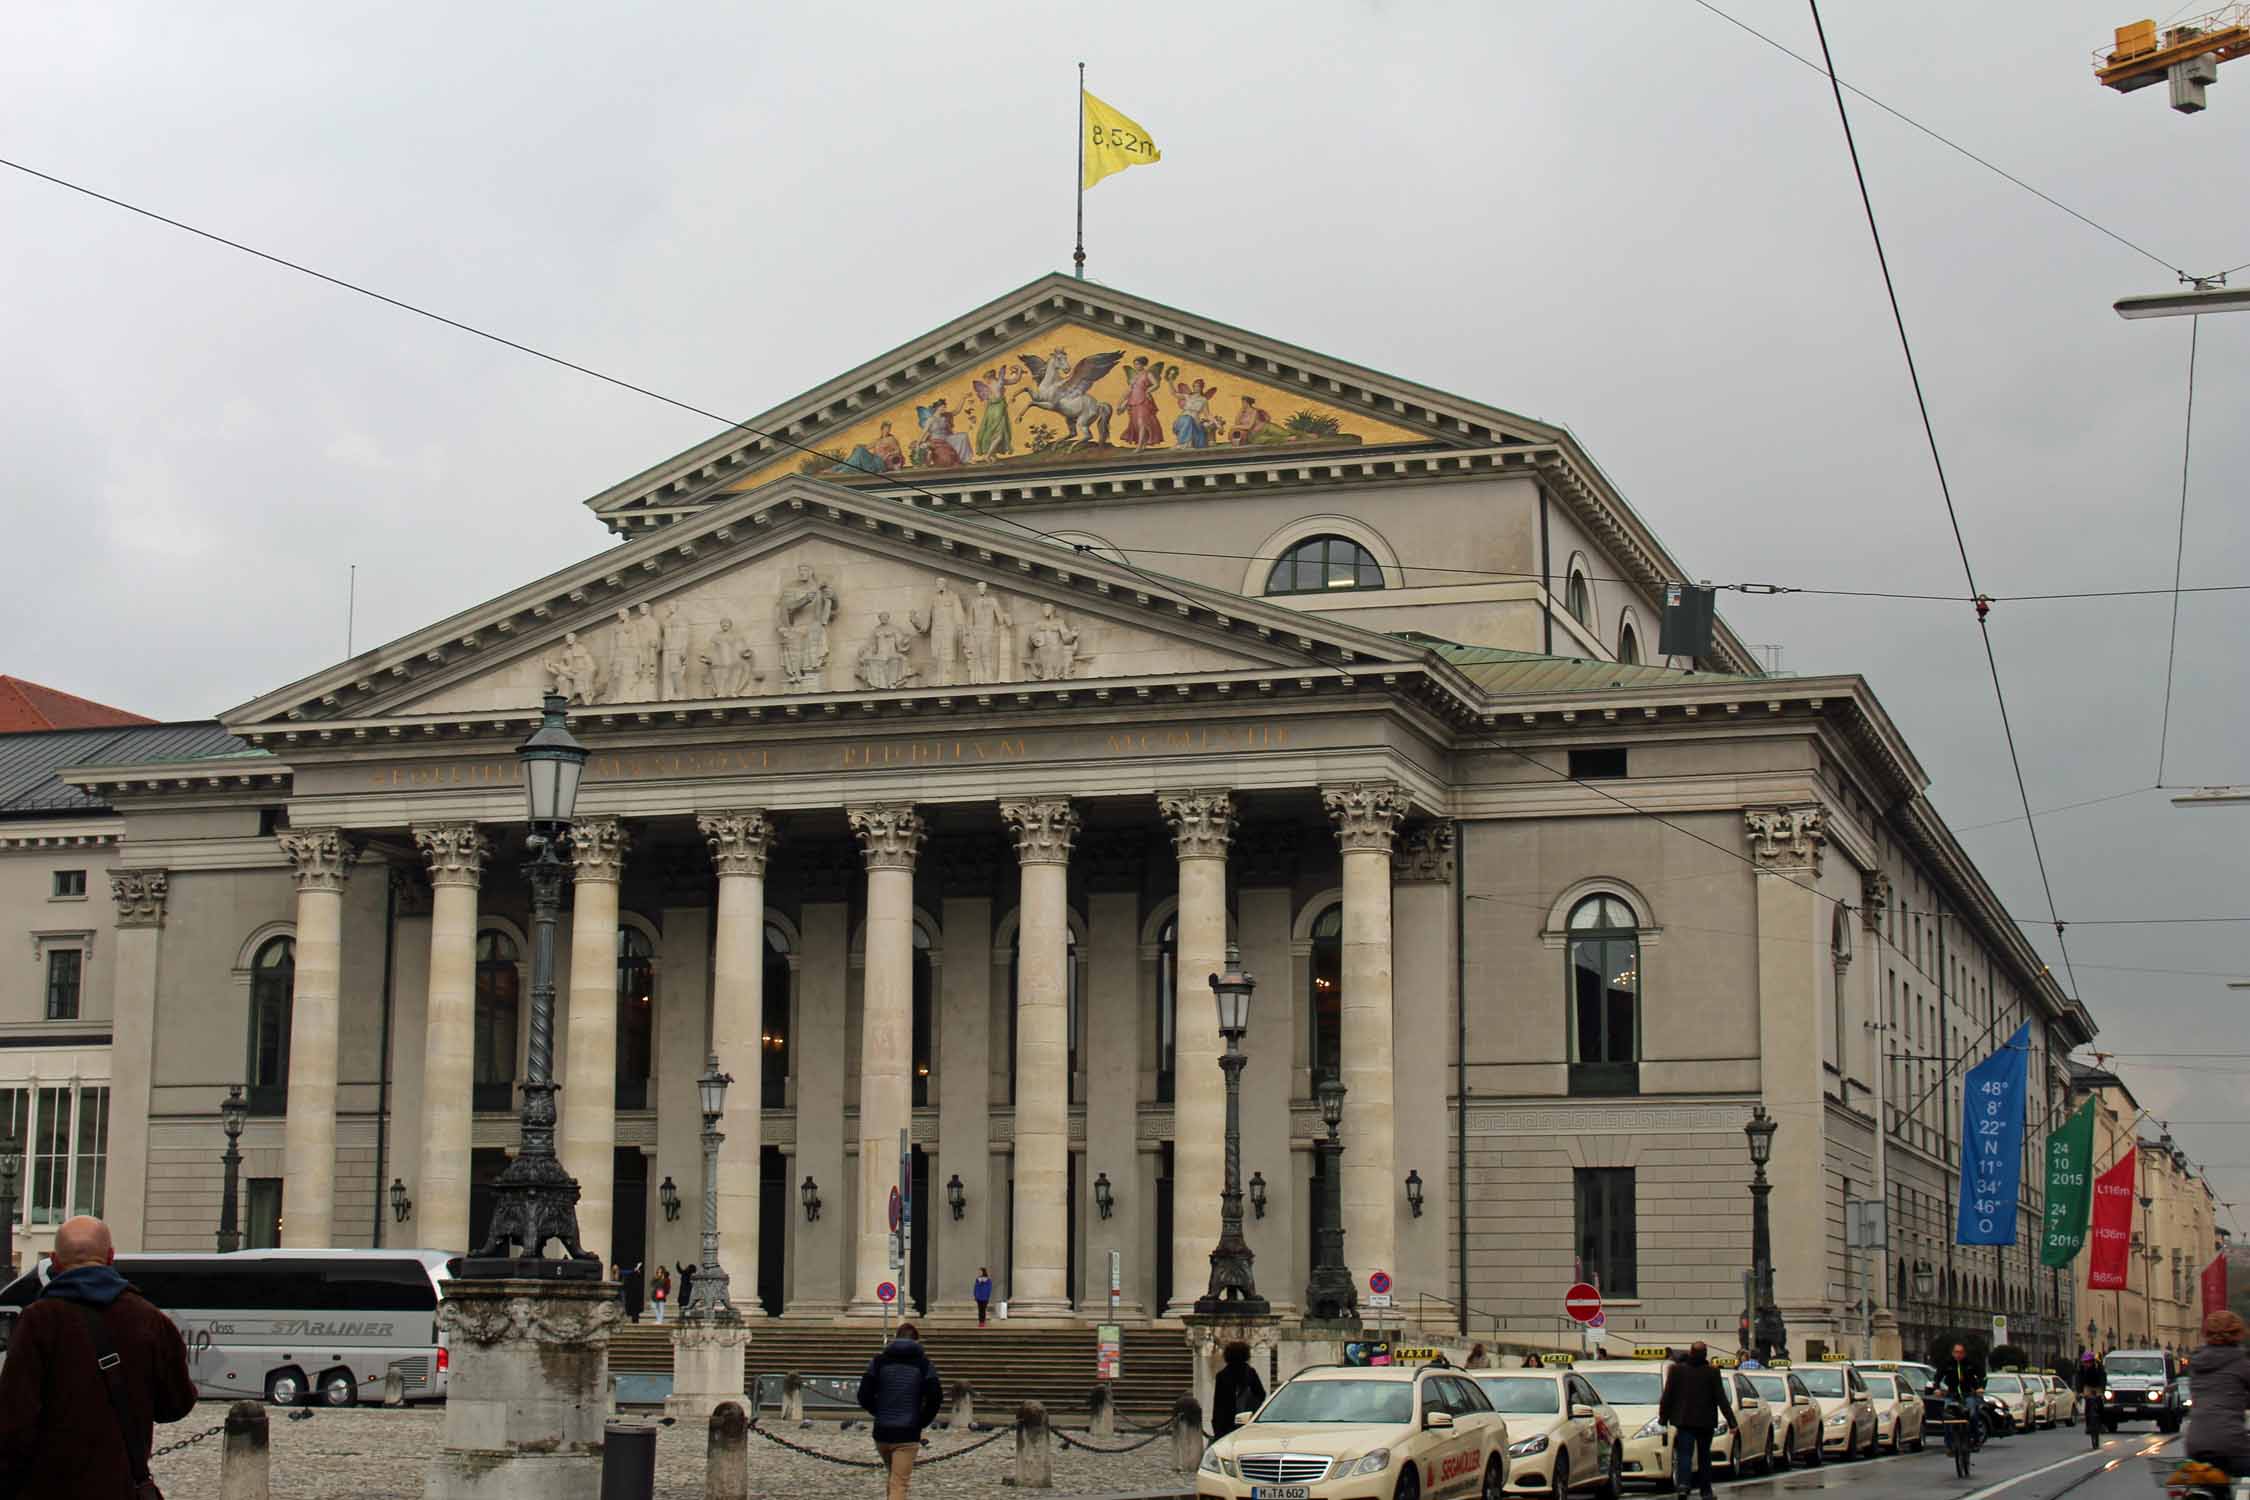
[973,1267,993,1327]
[675,1260,697,1310]
[651,1264,671,1323]
[621,1262,645,1322]
[1658,1340,1737,1500]
[0,1215,198,1499]
[857,1321,943,1500]
[1466,1342,1490,1369]
[1212,1341,1268,1439]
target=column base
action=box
[664,1315,750,1422]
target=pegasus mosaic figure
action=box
[1015,347,1124,444]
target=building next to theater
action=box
[2067,1061,2221,1355]
[0,276,2098,1356]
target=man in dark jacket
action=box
[1940,1343,1988,1444]
[1213,1340,1267,1439]
[1658,1343,1737,1500]
[0,1215,197,1498]
[857,1323,943,1500]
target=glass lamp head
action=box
[220,1084,249,1141]
[1316,1072,1347,1129]
[1208,947,1256,1038]
[517,693,588,828]
[1745,1103,1777,1167]
[696,1054,732,1118]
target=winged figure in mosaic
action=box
[1017,347,1124,444]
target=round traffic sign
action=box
[876,1280,898,1304]
[888,1186,903,1233]
[1563,1282,1603,1324]
[1368,1269,1392,1295]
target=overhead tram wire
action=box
[1804,0,2080,1001]
[1,152,2195,965]
[2155,315,2202,786]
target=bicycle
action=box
[2086,1391,2104,1451]
[1931,1399,1974,1480]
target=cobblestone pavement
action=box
[148,1404,1192,1499]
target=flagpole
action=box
[1074,62,1087,279]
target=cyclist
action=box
[1938,1342,1988,1449]
[2076,1351,2107,1448]
[2184,1312,2249,1479]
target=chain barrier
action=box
[743,1420,1009,1469]
[1053,1426,1167,1455]
[151,1422,228,1459]
[914,1428,1010,1465]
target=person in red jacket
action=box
[0,1215,197,1498]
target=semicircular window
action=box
[1265,536,1384,595]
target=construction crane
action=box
[2095,7,2250,112]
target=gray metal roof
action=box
[0,722,253,818]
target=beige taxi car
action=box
[1741,1369,1824,1467]
[1467,1365,1622,1499]
[1198,1363,1511,1500]
[1783,1361,1878,1459]
[1983,1371,2037,1434]
[1859,1369,1925,1452]
[2044,1373,2079,1426]
[1572,1359,1673,1486]
[1714,1368,1780,1475]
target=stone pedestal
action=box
[1872,1309,1903,1361]
[665,1312,751,1421]
[429,1278,622,1500]
[1184,1313,1281,1427]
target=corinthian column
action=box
[1002,798,1079,1318]
[562,816,629,1265]
[1158,790,1234,1317]
[413,824,490,1254]
[847,804,924,1318]
[699,810,775,1305]
[105,869,168,1250]
[278,829,358,1247]
[1324,782,1405,1300]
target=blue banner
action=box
[1957,1021,2033,1245]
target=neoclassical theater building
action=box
[0,276,2096,1354]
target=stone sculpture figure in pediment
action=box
[543,631,599,705]
[775,563,837,692]
[659,602,693,701]
[913,578,968,686]
[855,611,920,691]
[701,617,759,698]
[1024,603,1082,681]
[964,581,1015,685]
[603,608,637,703]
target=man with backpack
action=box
[0,1215,197,1497]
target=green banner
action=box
[2040,1101,2096,1268]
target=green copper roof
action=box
[1423,642,1759,695]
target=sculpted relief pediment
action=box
[399,537,1252,716]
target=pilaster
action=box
[1747,804,1829,1349]
[105,869,168,1250]
[1391,822,1455,1312]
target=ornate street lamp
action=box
[1304,1071,1358,1324]
[464,694,599,1279]
[389,1178,414,1225]
[1093,1172,1114,1220]
[216,1085,248,1252]
[0,1133,19,1276]
[685,1054,734,1316]
[1745,1104,1787,1362]
[801,1176,822,1222]
[1195,948,1268,1316]
[659,1176,681,1222]
[946,1174,966,1221]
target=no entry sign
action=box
[1564,1283,1603,1324]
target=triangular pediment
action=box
[582,275,1559,533]
[223,480,1434,730]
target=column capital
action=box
[1001,799,1080,866]
[698,810,777,879]
[1860,869,1893,930]
[1159,790,1236,860]
[413,823,492,889]
[277,829,359,892]
[1323,781,1406,854]
[1390,822,1456,884]
[1745,805,1826,875]
[570,816,631,883]
[108,868,169,929]
[848,804,926,871]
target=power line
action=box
[1805,0,2080,1002]
[2156,316,2202,785]
[1686,0,2204,279]
[1953,785,2164,833]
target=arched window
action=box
[1567,894,1639,1096]
[1007,923,1079,1106]
[1309,904,1343,1081]
[616,925,655,1111]
[1156,916,1178,1104]
[1618,623,1641,665]
[762,921,792,1109]
[913,922,934,1107]
[1567,570,1592,627]
[473,929,521,1111]
[247,936,295,1115]
[1264,535,1384,595]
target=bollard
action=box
[949,1380,976,1432]
[219,1400,269,1500]
[600,1421,657,1500]
[780,1371,804,1423]
[1014,1400,1054,1490]
[381,1365,406,1408]
[1087,1383,1115,1440]
[704,1401,748,1500]
[1171,1394,1205,1473]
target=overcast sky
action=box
[4,2,2245,1235]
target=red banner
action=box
[2088,1153,2137,1291]
[2204,1253,2230,1321]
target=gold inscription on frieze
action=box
[839,737,1028,769]
[1103,724,1289,754]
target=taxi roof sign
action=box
[1769,1359,1793,1369]
[1541,1353,1576,1366]
[1396,1346,1445,1362]
[1818,1352,1851,1361]
[1630,1346,1674,1361]
[1713,1355,1740,1369]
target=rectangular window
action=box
[44,950,83,1021]
[71,1086,108,1217]
[31,1087,71,1225]
[1574,1167,1638,1297]
[0,1089,26,1224]
[1568,747,1628,780]
[50,870,86,899]
[247,1178,283,1249]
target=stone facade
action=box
[0,277,2099,1359]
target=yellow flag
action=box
[1082,89,1161,190]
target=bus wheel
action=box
[266,1368,308,1406]
[318,1368,359,1407]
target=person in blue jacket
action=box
[973,1268,993,1326]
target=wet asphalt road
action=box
[1678,1419,2193,1500]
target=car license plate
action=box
[1251,1489,1312,1499]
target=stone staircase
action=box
[610,1321,1195,1420]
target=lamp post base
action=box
[1184,1312,1282,1430]
[428,1277,620,1500]
[665,1308,750,1421]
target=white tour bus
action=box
[0,1248,458,1405]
